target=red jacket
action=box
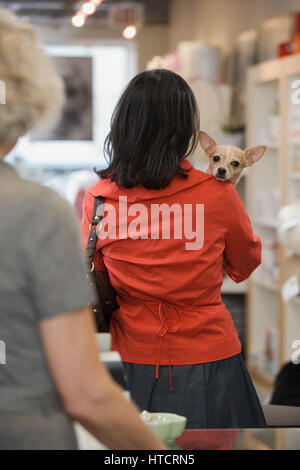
[81,160,261,375]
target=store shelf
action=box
[246,55,300,381]
[248,367,275,390]
[266,142,280,150]
[254,219,277,229]
[221,277,247,294]
[288,140,300,146]
[290,295,300,306]
[252,277,279,293]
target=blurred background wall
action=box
[169,0,300,52]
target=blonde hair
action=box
[0,7,65,144]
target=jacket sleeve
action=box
[224,183,262,283]
[81,191,106,271]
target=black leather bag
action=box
[86,196,119,332]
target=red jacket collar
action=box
[88,159,213,202]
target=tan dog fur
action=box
[199,131,266,186]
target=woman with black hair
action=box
[82,69,266,429]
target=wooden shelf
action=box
[246,54,300,375]
[290,295,300,306]
[252,277,279,293]
[221,277,247,294]
[266,142,280,149]
[254,219,277,229]
[248,367,275,390]
[288,140,300,146]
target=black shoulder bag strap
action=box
[85,196,118,332]
[86,196,105,271]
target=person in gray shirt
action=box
[0,7,165,450]
[0,159,92,449]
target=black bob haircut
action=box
[96,69,200,190]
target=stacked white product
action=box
[177,42,221,83]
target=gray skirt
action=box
[123,354,266,429]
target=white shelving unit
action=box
[246,54,300,394]
[221,277,247,294]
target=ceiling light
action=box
[123,25,137,40]
[82,2,96,16]
[72,13,86,28]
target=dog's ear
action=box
[244,145,266,166]
[199,131,217,155]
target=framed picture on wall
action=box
[32,56,93,141]
[16,43,136,169]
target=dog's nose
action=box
[217,167,226,176]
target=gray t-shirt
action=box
[0,160,93,410]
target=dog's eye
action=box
[213,155,221,162]
[231,161,240,167]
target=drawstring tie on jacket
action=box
[156,299,182,391]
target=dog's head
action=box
[199,131,266,183]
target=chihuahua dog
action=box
[199,131,266,186]
[198,131,266,273]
